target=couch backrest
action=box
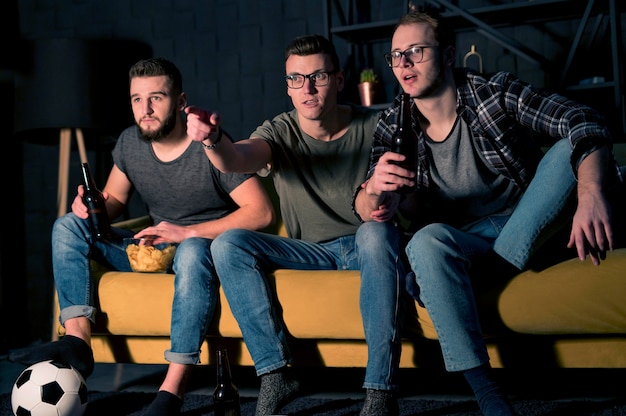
[260,176,287,237]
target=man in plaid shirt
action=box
[354,7,623,416]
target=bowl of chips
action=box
[124,237,176,273]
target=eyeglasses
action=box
[384,46,436,67]
[285,71,337,89]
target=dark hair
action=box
[128,57,183,93]
[284,34,341,72]
[395,6,455,49]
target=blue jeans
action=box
[52,214,218,365]
[493,138,576,269]
[405,139,576,372]
[211,221,404,391]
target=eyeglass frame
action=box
[384,45,437,67]
[284,70,338,89]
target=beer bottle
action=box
[391,92,418,193]
[80,162,112,240]
[213,349,241,416]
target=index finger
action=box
[185,106,221,126]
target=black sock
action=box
[142,391,183,416]
[463,364,516,416]
[8,335,95,378]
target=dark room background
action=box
[1,0,624,354]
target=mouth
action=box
[141,117,159,126]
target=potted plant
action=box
[358,68,380,106]
[360,68,379,84]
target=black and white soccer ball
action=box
[11,360,88,416]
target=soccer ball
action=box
[11,360,88,416]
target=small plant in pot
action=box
[358,68,380,106]
[360,68,379,84]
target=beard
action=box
[136,110,177,143]
[415,57,446,100]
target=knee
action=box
[52,213,84,238]
[356,221,399,248]
[176,237,210,258]
[405,223,450,263]
[211,228,252,260]
[175,237,212,269]
[541,139,575,176]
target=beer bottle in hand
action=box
[213,349,241,416]
[80,162,112,240]
[391,92,418,193]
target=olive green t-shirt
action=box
[250,105,380,243]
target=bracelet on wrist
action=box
[201,128,223,150]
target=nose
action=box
[302,77,317,92]
[400,54,413,67]
[141,101,154,115]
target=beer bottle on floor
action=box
[213,349,241,416]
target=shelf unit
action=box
[324,0,625,139]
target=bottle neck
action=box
[216,350,233,385]
[81,163,96,191]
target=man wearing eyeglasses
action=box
[185,34,405,416]
[354,7,623,416]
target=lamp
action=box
[14,39,99,218]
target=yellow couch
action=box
[54,145,626,369]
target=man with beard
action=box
[354,7,623,416]
[9,57,275,416]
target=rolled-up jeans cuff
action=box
[59,305,97,326]
[164,349,201,365]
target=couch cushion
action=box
[251,269,364,339]
[98,272,174,335]
[97,269,373,339]
[96,251,626,340]
[498,248,626,334]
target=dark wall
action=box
[0,0,28,355]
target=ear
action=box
[335,69,346,93]
[178,92,187,110]
[443,45,456,68]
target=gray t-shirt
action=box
[251,105,380,243]
[425,116,521,228]
[112,125,253,226]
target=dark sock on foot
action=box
[8,335,95,378]
[142,391,183,416]
[360,389,398,416]
[464,364,516,416]
[255,368,301,416]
